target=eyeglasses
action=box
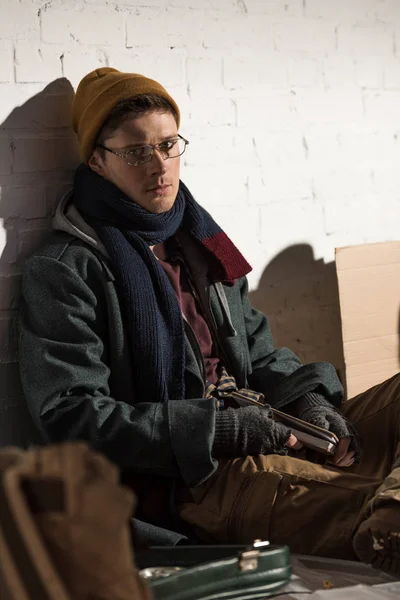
[97,134,189,167]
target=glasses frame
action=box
[97,134,189,167]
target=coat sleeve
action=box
[238,277,344,409]
[19,253,218,487]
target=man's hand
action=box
[289,393,362,467]
[213,405,296,458]
[332,436,355,467]
[286,433,303,451]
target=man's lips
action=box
[147,184,172,194]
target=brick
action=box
[355,57,384,89]
[0,1,39,40]
[0,138,12,175]
[363,91,400,125]
[305,127,344,166]
[252,131,307,171]
[0,224,17,265]
[223,50,288,91]
[208,0,238,8]
[61,48,108,89]
[127,9,272,50]
[13,137,52,172]
[46,182,74,215]
[0,40,14,83]
[384,58,400,89]
[240,0,302,17]
[183,165,248,209]
[247,166,313,205]
[306,128,396,170]
[209,205,262,251]
[126,7,203,48]
[337,25,394,56]
[188,97,236,127]
[373,0,400,25]
[0,317,18,362]
[260,199,325,254]
[23,217,53,233]
[202,13,274,49]
[13,137,79,173]
[287,54,322,88]
[372,165,400,197]
[168,0,237,9]
[0,83,45,125]
[295,90,364,126]
[304,0,376,21]
[106,48,186,89]
[2,91,74,130]
[169,0,214,7]
[323,193,380,236]
[41,5,125,45]
[86,0,169,5]
[166,88,192,125]
[184,128,256,166]
[323,56,356,89]
[0,276,21,310]
[188,56,224,95]
[15,43,62,83]
[313,167,374,204]
[236,92,300,129]
[273,19,336,53]
[18,229,52,264]
[328,130,396,168]
[0,186,47,219]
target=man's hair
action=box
[95,94,179,156]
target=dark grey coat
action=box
[19,195,343,494]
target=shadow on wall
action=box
[0,78,79,446]
[249,244,346,394]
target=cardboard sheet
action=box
[335,241,400,399]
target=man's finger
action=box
[333,437,351,464]
[286,434,303,450]
[335,451,355,467]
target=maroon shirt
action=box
[153,240,221,384]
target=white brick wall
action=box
[0,0,399,443]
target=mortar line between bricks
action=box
[12,45,17,84]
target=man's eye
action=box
[159,140,177,152]
[127,146,152,157]
[127,148,143,157]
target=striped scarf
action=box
[73,164,251,404]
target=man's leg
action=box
[341,373,400,480]
[178,453,380,559]
[344,374,400,574]
[177,374,400,566]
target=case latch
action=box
[239,539,270,571]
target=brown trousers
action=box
[177,374,400,561]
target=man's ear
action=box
[88,150,105,176]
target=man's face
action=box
[89,110,181,213]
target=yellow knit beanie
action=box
[72,67,181,162]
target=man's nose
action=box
[149,148,167,174]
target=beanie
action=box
[71,67,181,162]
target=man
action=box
[19,68,400,575]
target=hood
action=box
[52,191,108,258]
[52,191,237,334]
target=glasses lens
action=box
[126,146,153,166]
[175,138,187,157]
[156,139,185,159]
[125,139,188,166]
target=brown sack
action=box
[0,442,152,600]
